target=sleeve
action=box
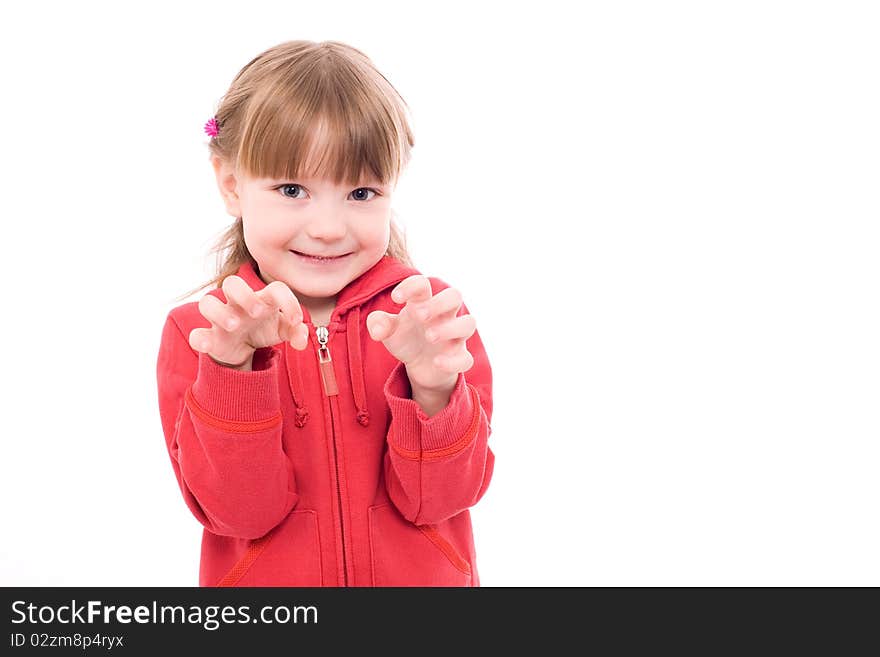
[155,313,299,539]
[382,283,494,526]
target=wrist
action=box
[209,352,254,371]
[406,366,454,391]
[408,375,457,418]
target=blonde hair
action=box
[176,40,415,302]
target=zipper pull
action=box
[316,325,339,396]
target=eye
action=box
[350,187,379,202]
[277,184,306,199]
[275,184,380,201]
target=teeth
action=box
[292,250,349,260]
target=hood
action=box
[217,256,420,430]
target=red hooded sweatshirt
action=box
[156,256,494,586]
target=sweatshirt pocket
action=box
[218,509,323,587]
[368,503,472,587]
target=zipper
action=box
[316,326,338,395]
[316,324,349,586]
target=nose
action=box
[304,210,347,241]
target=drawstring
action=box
[283,309,370,428]
[346,307,370,427]
[284,343,310,427]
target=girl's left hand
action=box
[366,275,477,393]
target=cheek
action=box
[357,214,391,250]
[243,216,291,246]
[362,228,390,255]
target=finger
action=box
[254,284,288,342]
[278,322,308,351]
[188,327,213,353]
[290,322,310,350]
[198,294,241,332]
[423,286,463,321]
[391,275,433,306]
[425,314,477,344]
[222,275,265,318]
[367,310,400,342]
[433,348,474,373]
[269,284,308,350]
[258,281,304,337]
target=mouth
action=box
[291,250,352,262]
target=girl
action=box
[155,40,494,587]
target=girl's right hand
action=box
[188,275,310,368]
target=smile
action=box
[291,250,352,263]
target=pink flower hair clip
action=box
[204,117,219,138]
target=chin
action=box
[298,287,345,299]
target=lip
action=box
[291,250,352,262]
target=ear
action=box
[211,156,242,218]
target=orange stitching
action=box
[388,429,420,460]
[418,525,471,575]
[216,533,274,586]
[389,386,482,461]
[309,510,324,587]
[185,387,282,434]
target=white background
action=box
[1,0,877,586]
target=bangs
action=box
[235,60,409,187]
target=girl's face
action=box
[212,157,394,314]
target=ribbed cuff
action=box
[191,347,280,422]
[384,361,474,452]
